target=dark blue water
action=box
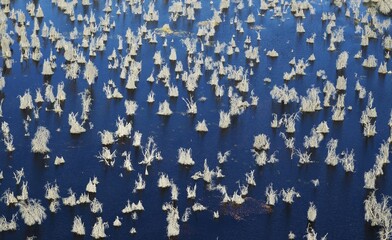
[0,0,391,239]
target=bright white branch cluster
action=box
[270,85,299,105]
[31,126,50,154]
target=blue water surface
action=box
[0,0,392,239]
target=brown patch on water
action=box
[220,197,272,220]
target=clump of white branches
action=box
[121,151,134,172]
[329,27,345,51]
[303,128,324,149]
[294,58,309,75]
[323,80,336,107]
[171,182,179,201]
[84,60,98,85]
[78,193,91,204]
[253,133,270,150]
[216,185,231,203]
[383,35,392,50]
[178,147,195,166]
[364,141,390,190]
[56,82,66,101]
[71,216,85,235]
[316,121,329,134]
[133,131,142,147]
[231,190,245,205]
[121,200,144,214]
[113,216,122,227]
[17,181,29,201]
[217,150,231,164]
[303,224,327,240]
[280,133,295,158]
[62,189,76,206]
[147,91,155,103]
[17,199,46,226]
[13,168,25,185]
[18,90,34,110]
[97,147,116,166]
[300,87,322,112]
[86,177,99,194]
[157,100,173,116]
[168,85,179,97]
[44,84,56,103]
[362,55,378,68]
[125,100,138,116]
[68,112,86,134]
[63,62,80,80]
[363,121,377,138]
[245,170,256,186]
[91,217,108,239]
[296,149,313,165]
[195,120,208,132]
[165,203,180,238]
[44,181,61,213]
[270,85,299,105]
[340,149,355,172]
[34,89,44,104]
[98,130,115,145]
[115,116,132,138]
[336,51,349,70]
[374,141,390,175]
[0,214,17,232]
[181,207,192,223]
[229,94,249,116]
[266,49,279,58]
[336,76,347,91]
[1,189,18,206]
[265,183,278,206]
[250,90,259,106]
[191,159,216,183]
[325,138,339,166]
[332,106,345,122]
[42,59,54,75]
[364,192,392,239]
[90,198,103,214]
[139,136,162,166]
[281,187,301,204]
[192,202,207,212]
[31,126,50,154]
[282,112,301,133]
[360,92,377,137]
[103,83,119,99]
[133,174,146,192]
[158,173,172,189]
[183,97,197,115]
[365,92,377,118]
[1,121,15,152]
[379,62,388,74]
[79,90,92,121]
[245,46,259,60]
[271,113,281,128]
[44,182,60,201]
[186,184,197,200]
[219,111,231,129]
[307,202,317,222]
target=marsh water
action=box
[0,0,392,239]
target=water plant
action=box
[17,199,46,226]
[31,126,50,154]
